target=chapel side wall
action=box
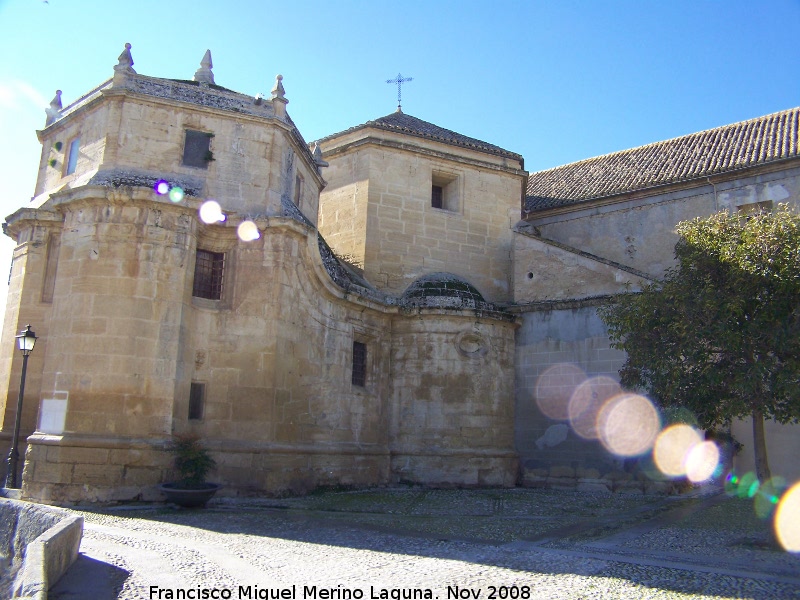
[363,146,522,302]
[530,168,800,278]
[390,314,518,487]
[20,192,194,503]
[0,221,58,484]
[175,223,392,495]
[515,306,629,481]
[317,151,370,269]
[512,233,648,304]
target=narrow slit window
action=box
[65,138,80,175]
[294,173,304,206]
[188,382,205,420]
[352,341,367,387]
[431,184,443,209]
[192,249,224,300]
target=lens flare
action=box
[725,471,741,496]
[237,220,260,241]
[774,482,800,553]
[755,477,787,519]
[568,376,622,440]
[597,394,660,457]
[168,186,185,203]
[653,424,703,478]
[199,200,225,223]
[154,179,170,195]
[685,441,720,483]
[534,363,586,421]
[736,472,759,499]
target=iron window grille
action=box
[192,250,224,300]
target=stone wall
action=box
[390,314,518,487]
[319,130,525,302]
[528,167,800,278]
[515,305,627,475]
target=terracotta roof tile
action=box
[526,107,800,212]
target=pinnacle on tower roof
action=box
[271,74,286,101]
[45,90,63,126]
[313,142,328,169]
[194,49,215,84]
[114,42,136,75]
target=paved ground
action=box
[49,487,800,600]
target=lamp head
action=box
[16,325,37,356]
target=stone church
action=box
[1,45,798,503]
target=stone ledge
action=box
[0,497,83,600]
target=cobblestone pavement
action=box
[50,487,800,600]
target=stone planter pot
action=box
[159,482,222,508]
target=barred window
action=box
[352,341,367,387]
[192,249,224,300]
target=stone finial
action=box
[114,42,136,75]
[313,142,328,168]
[194,49,215,84]
[271,74,288,118]
[45,90,63,126]
[271,74,286,101]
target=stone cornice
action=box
[323,135,527,178]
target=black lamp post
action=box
[4,324,37,489]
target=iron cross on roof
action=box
[386,73,413,112]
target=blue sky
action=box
[0,0,799,315]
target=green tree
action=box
[599,205,800,482]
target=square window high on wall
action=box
[183,130,213,169]
[431,171,459,212]
[192,249,224,300]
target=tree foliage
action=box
[599,205,800,479]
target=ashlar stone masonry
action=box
[1,45,798,503]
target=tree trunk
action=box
[752,409,772,482]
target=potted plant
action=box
[159,434,222,507]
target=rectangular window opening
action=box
[192,249,224,300]
[183,130,212,169]
[294,173,304,206]
[431,172,459,211]
[431,184,443,209]
[41,233,61,304]
[352,341,367,387]
[188,382,205,420]
[65,137,80,175]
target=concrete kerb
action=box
[0,495,84,600]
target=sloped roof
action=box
[526,107,800,212]
[318,111,523,161]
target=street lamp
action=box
[4,325,37,489]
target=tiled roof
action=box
[318,111,522,161]
[526,107,800,212]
